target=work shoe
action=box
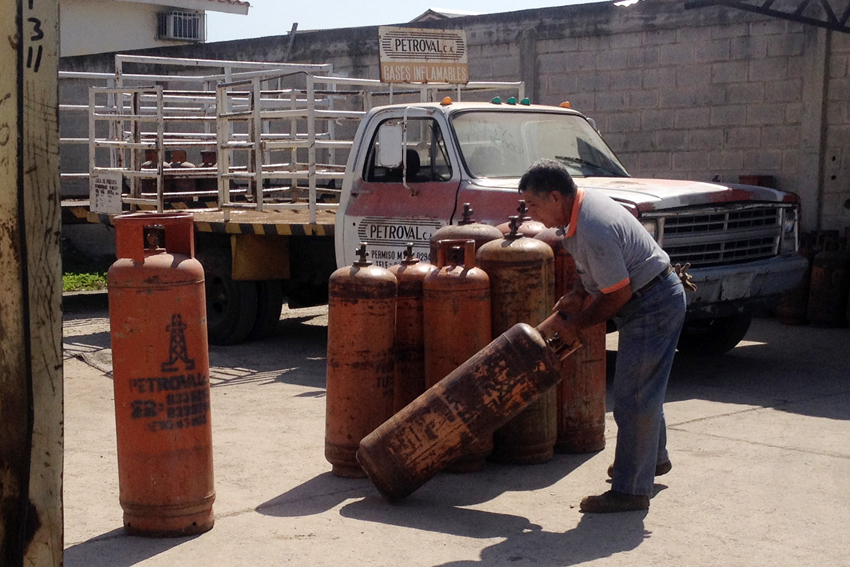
[607,460,672,479]
[579,490,649,513]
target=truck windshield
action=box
[451,111,629,179]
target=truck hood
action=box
[467,177,797,211]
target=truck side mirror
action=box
[376,124,403,168]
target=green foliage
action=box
[62,272,108,292]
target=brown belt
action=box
[636,265,674,295]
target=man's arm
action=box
[539,285,632,345]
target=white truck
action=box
[70,56,807,352]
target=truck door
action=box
[340,115,460,268]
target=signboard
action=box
[90,170,124,214]
[354,216,445,267]
[379,26,469,84]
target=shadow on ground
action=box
[607,317,850,421]
[64,528,200,567]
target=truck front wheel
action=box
[197,248,259,345]
[676,312,753,356]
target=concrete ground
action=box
[62,295,850,567]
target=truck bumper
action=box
[685,253,809,317]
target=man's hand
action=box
[538,309,581,348]
[552,290,586,314]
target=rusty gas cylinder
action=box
[108,212,214,537]
[477,213,557,464]
[807,236,850,327]
[168,149,196,193]
[777,233,816,325]
[357,323,580,500]
[495,201,546,239]
[429,203,504,264]
[326,243,397,477]
[423,239,493,471]
[196,150,218,193]
[535,229,606,454]
[140,149,159,194]
[388,243,434,413]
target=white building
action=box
[60,0,250,57]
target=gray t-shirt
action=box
[561,188,670,296]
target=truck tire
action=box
[676,312,753,356]
[197,248,258,345]
[249,280,284,340]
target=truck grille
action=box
[659,206,781,267]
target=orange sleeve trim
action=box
[564,188,585,238]
[600,277,631,294]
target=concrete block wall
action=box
[823,32,850,232]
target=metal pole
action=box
[0,0,63,565]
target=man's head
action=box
[518,159,577,228]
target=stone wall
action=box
[60,0,850,232]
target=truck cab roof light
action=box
[441,97,453,106]
[506,97,517,105]
[559,101,571,109]
[491,96,502,104]
[520,98,531,105]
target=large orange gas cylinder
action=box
[107,212,214,537]
[166,149,196,193]
[326,243,397,477]
[388,244,434,413]
[536,228,607,454]
[357,322,580,500]
[423,239,492,471]
[477,214,557,464]
[777,233,816,325]
[429,203,504,264]
[807,236,850,327]
[496,201,547,239]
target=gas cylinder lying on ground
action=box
[423,239,492,472]
[388,243,433,413]
[325,243,397,478]
[356,320,580,500]
[535,228,607,454]
[477,211,557,464]
[108,212,215,537]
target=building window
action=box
[157,11,206,42]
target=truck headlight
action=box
[641,219,658,241]
[780,207,798,253]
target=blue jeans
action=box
[610,271,686,496]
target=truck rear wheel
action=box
[676,312,753,356]
[249,280,284,340]
[197,248,258,345]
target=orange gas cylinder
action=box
[535,229,607,454]
[477,214,557,464]
[326,243,397,477]
[388,243,434,413]
[357,322,580,500]
[168,149,196,193]
[196,150,218,193]
[140,149,159,194]
[807,236,850,327]
[107,212,214,537]
[777,233,816,325]
[429,203,504,263]
[423,239,492,471]
[495,201,547,238]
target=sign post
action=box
[379,26,469,84]
[0,0,63,565]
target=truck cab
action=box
[337,99,808,354]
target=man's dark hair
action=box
[518,159,577,198]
